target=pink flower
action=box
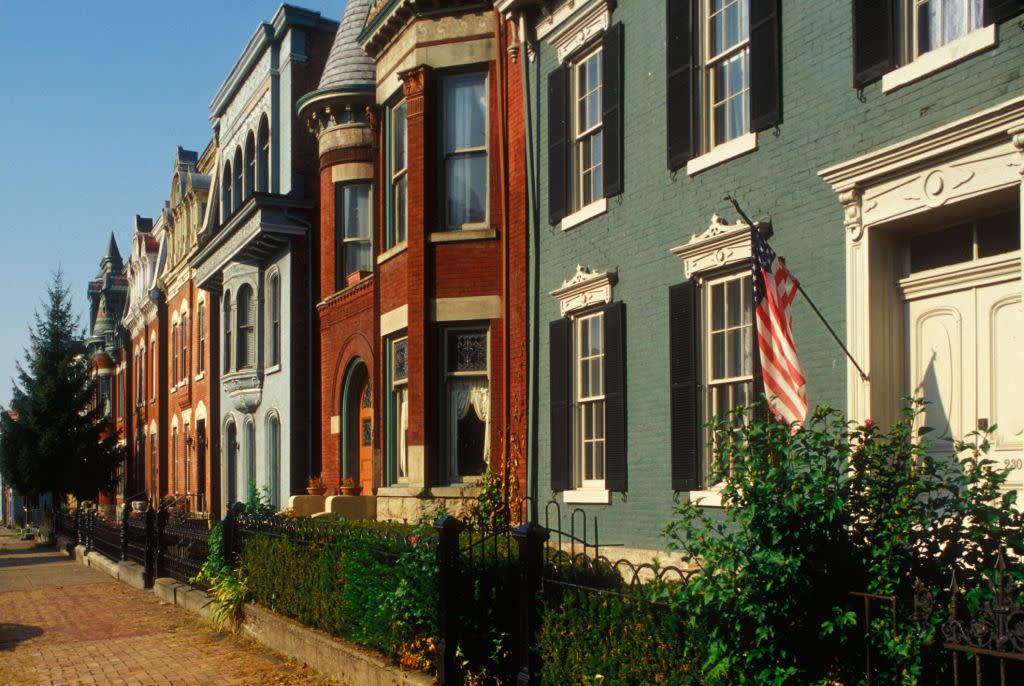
[409,536,418,545]
[864,418,877,429]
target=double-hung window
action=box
[268,274,281,367]
[182,314,189,383]
[548,285,626,502]
[237,285,255,370]
[574,312,606,488]
[444,328,489,482]
[572,49,603,211]
[666,0,780,172]
[546,21,623,227]
[389,337,409,483]
[852,0,1020,90]
[197,302,205,375]
[335,182,372,287]
[172,323,179,385]
[442,74,488,229]
[389,101,408,247]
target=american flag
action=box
[752,226,808,426]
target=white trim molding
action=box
[561,197,607,231]
[563,486,611,505]
[670,213,752,279]
[550,265,616,316]
[819,96,1024,426]
[537,0,612,62]
[686,132,757,177]
[380,305,408,337]
[882,24,997,94]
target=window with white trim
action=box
[237,285,255,370]
[907,0,984,57]
[172,322,179,385]
[571,47,603,212]
[442,73,488,229]
[335,182,372,286]
[574,311,606,487]
[703,0,750,148]
[182,313,189,383]
[197,302,205,374]
[268,274,281,367]
[389,101,408,248]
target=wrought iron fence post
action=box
[513,522,549,685]
[155,506,166,578]
[120,503,129,561]
[435,515,466,686]
[144,504,156,580]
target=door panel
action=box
[358,378,372,487]
[907,290,974,454]
[976,281,1024,494]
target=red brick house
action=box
[300,0,528,520]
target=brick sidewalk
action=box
[0,530,342,686]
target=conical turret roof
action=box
[318,0,374,92]
[101,232,123,270]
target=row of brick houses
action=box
[82,0,1023,555]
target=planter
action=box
[339,486,362,497]
[306,487,327,496]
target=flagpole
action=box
[724,195,870,382]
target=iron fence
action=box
[123,510,150,569]
[90,512,122,560]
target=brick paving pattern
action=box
[0,530,342,686]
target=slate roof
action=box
[101,232,123,270]
[317,0,374,91]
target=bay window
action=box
[389,101,408,247]
[335,182,372,288]
[442,74,488,229]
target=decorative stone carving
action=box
[550,265,616,316]
[670,214,752,279]
[223,370,263,414]
[1012,126,1024,178]
[399,66,428,98]
[541,0,612,64]
[838,186,864,242]
[903,165,974,208]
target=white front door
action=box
[905,275,1023,494]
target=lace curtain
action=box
[448,378,490,479]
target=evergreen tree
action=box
[0,272,121,500]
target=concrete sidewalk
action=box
[0,528,342,686]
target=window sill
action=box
[562,487,610,504]
[429,228,497,243]
[882,25,997,93]
[560,198,608,232]
[265,363,281,376]
[688,487,724,508]
[194,372,205,383]
[377,241,407,265]
[686,132,757,176]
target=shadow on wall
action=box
[0,623,44,651]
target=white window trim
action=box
[702,0,752,152]
[563,486,611,504]
[883,23,997,93]
[560,197,608,231]
[550,264,616,316]
[687,132,757,177]
[538,0,612,62]
[571,47,604,214]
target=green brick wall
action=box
[524,1,1024,550]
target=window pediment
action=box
[537,0,612,63]
[670,214,751,280]
[550,264,616,316]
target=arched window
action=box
[268,273,280,366]
[244,132,256,198]
[198,302,206,374]
[245,419,256,497]
[150,336,157,400]
[232,148,243,210]
[237,285,255,369]
[222,161,232,220]
[172,322,179,384]
[225,420,237,506]
[182,313,190,382]
[223,291,232,372]
[266,413,281,508]
[257,116,270,192]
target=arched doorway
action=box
[341,360,371,488]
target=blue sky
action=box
[0,1,341,408]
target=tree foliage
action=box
[0,272,122,500]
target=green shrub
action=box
[537,587,698,686]
[663,401,1024,686]
[239,518,437,659]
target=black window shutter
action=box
[666,0,694,170]
[603,301,627,492]
[549,318,572,491]
[984,0,1024,24]
[852,0,896,88]
[669,282,700,491]
[548,66,569,225]
[749,0,781,132]
[602,23,625,198]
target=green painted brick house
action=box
[496,0,1024,552]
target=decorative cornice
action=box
[670,214,751,279]
[550,265,616,316]
[223,370,263,414]
[539,0,611,63]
